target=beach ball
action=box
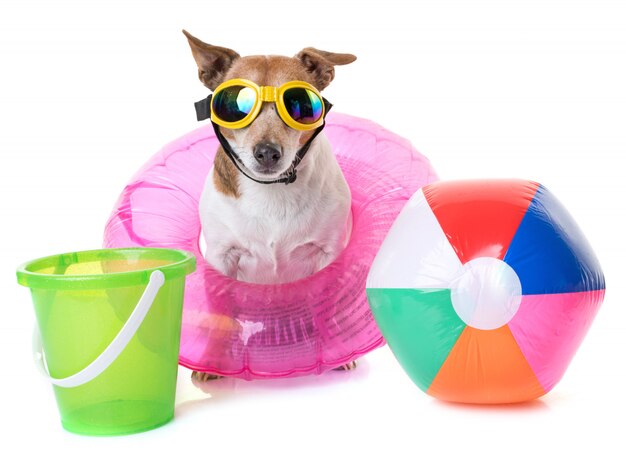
[366,180,605,404]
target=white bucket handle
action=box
[32,270,166,388]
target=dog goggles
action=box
[195,79,330,131]
[194,79,333,185]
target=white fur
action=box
[199,133,352,284]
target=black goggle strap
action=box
[194,94,213,121]
[196,94,333,185]
[282,98,332,182]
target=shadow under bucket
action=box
[16,248,196,436]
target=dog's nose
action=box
[253,142,282,166]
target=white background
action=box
[1,0,625,452]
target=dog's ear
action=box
[295,48,356,91]
[183,30,240,91]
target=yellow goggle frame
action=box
[209,78,328,131]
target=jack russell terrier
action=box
[184,30,357,381]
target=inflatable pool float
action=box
[104,112,438,379]
[367,179,605,403]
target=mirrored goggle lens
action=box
[283,87,323,124]
[212,86,256,122]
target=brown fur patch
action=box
[224,55,318,88]
[298,129,316,146]
[219,126,236,140]
[213,146,240,198]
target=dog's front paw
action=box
[191,370,223,384]
[333,361,357,372]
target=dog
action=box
[183,31,358,382]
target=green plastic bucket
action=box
[16,248,196,436]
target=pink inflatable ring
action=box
[104,113,438,379]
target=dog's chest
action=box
[237,227,323,284]
[201,175,339,283]
[231,193,326,281]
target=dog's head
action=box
[183,30,356,179]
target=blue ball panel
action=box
[504,185,605,295]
